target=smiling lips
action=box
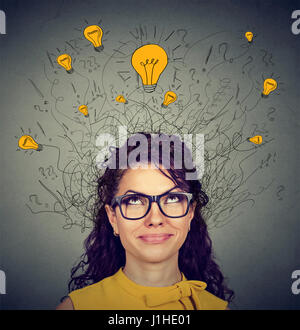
[138,234,173,244]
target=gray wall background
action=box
[0,0,299,309]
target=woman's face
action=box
[105,166,195,264]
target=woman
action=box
[56,132,234,310]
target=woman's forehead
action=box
[117,167,178,195]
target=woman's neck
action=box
[122,253,182,287]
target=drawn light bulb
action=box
[131,44,168,93]
[248,135,262,145]
[262,78,277,97]
[162,91,177,108]
[245,31,253,43]
[116,95,128,104]
[78,105,89,117]
[57,54,74,74]
[84,25,104,52]
[18,135,43,151]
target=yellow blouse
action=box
[68,267,228,310]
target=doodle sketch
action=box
[15,20,285,232]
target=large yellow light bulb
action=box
[18,135,43,151]
[78,105,89,117]
[248,135,262,145]
[262,78,277,97]
[84,25,104,52]
[162,91,177,108]
[245,31,253,43]
[57,54,74,74]
[116,95,128,104]
[131,44,168,93]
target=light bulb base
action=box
[36,144,43,151]
[161,103,167,108]
[261,93,269,98]
[143,84,157,93]
[94,45,104,52]
[67,68,74,74]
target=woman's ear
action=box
[187,202,196,231]
[105,204,119,235]
[189,201,196,220]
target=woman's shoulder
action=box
[69,272,118,297]
[56,297,74,310]
[58,271,120,310]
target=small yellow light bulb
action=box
[78,105,89,117]
[84,25,104,52]
[116,95,128,104]
[57,54,74,74]
[248,135,263,145]
[131,44,168,93]
[262,78,277,97]
[245,31,253,43]
[162,91,177,108]
[18,135,43,151]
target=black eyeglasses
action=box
[111,189,193,220]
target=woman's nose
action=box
[144,201,166,227]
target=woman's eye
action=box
[165,194,180,203]
[125,196,143,205]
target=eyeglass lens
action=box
[120,193,189,219]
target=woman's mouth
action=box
[138,234,173,244]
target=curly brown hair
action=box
[68,132,234,303]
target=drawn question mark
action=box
[39,167,46,178]
[49,165,58,179]
[268,53,274,66]
[89,55,100,69]
[260,49,269,66]
[218,42,229,61]
[34,105,43,112]
[34,105,47,113]
[276,185,285,201]
[267,107,276,121]
[46,166,52,178]
[242,56,253,74]
[29,194,43,206]
[189,68,196,81]
[177,29,188,45]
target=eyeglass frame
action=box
[110,190,194,220]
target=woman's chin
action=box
[137,249,174,264]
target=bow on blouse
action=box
[144,280,207,309]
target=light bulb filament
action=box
[61,56,69,63]
[22,137,30,147]
[88,29,99,36]
[140,59,159,85]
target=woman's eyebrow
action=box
[123,186,181,196]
